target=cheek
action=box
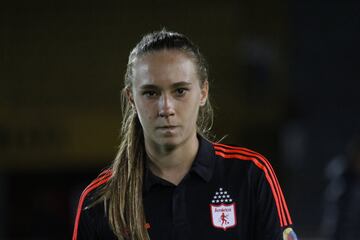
[135,100,155,122]
[184,97,201,121]
[189,93,202,112]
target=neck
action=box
[145,133,199,185]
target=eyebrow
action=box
[139,82,192,90]
[172,82,192,88]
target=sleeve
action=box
[72,170,112,240]
[74,206,98,240]
[72,192,98,240]
[73,196,117,240]
[252,161,298,240]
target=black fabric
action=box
[75,135,293,240]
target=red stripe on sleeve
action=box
[214,144,293,227]
[72,173,111,240]
[82,170,112,193]
[219,145,293,225]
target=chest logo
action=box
[209,187,237,231]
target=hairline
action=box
[128,48,206,87]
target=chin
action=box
[155,135,183,148]
[157,136,180,145]
[160,142,178,151]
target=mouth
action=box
[157,125,178,130]
[156,125,179,137]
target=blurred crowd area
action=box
[1,0,359,239]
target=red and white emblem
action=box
[210,203,237,230]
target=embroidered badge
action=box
[209,187,236,231]
[283,227,298,240]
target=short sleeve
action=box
[76,206,98,240]
[72,169,114,240]
[252,164,297,240]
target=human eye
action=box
[142,90,158,98]
[175,88,189,97]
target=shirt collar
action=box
[143,134,215,192]
[190,134,215,182]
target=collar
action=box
[143,134,216,192]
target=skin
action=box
[127,49,208,185]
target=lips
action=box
[157,125,177,129]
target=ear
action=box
[125,86,135,107]
[200,80,209,106]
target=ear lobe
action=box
[200,80,209,106]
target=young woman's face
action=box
[129,50,208,149]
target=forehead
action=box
[132,50,198,87]
[136,48,194,64]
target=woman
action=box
[73,30,297,240]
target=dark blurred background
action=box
[1,0,359,239]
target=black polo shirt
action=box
[73,136,296,240]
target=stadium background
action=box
[1,0,359,239]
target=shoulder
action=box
[73,169,113,239]
[211,142,295,232]
[76,169,112,213]
[212,142,273,174]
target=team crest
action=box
[209,187,237,230]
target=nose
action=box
[158,94,175,118]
